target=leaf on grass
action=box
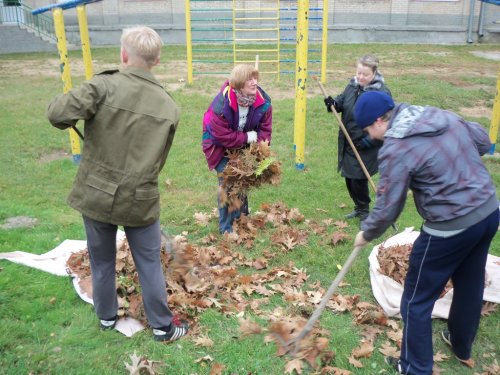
[333,220,349,229]
[433,351,450,362]
[252,257,268,270]
[378,341,400,358]
[193,335,214,347]
[480,358,500,374]
[238,317,262,337]
[481,302,498,316]
[331,231,350,246]
[348,356,363,368]
[195,355,214,363]
[124,351,158,375]
[194,212,211,226]
[432,365,445,374]
[285,358,304,374]
[320,366,352,374]
[209,363,225,375]
[351,341,374,359]
[386,330,403,347]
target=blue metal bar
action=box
[33,0,102,14]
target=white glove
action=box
[246,130,258,144]
[354,231,369,248]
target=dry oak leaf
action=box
[306,290,324,305]
[322,218,334,226]
[320,366,352,374]
[378,341,400,358]
[252,257,268,270]
[238,317,263,337]
[348,356,363,368]
[351,340,374,359]
[333,220,349,229]
[481,302,498,316]
[433,351,450,362]
[331,231,350,246]
[386,330,403,348]
[209,363,225,375]
[478,359,500,375]
[195,355,214,363]
[124,351,158,375]
[282,235,298,251]
[194,212,211,226]
[432,365,445,374]
[285,358,304,374]
[193,335,214,347]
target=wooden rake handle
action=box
[315,77,377,193]
[288,245,364,356]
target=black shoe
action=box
[153,317,189,342]
[358,210,369,221]
[99,316,117,331]
[385,356,406,374]
[441,329,473,367]
[344,210,359,219]
[441,329,452,347]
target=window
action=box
[3,0,21,6]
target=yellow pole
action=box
[53,7,81,164]
[185,0,193,84]
[293,0,309,170]
[320,0,328,84]
[77,5,93,80]
[489,68,500,154]
[277,0,280,82]
[232,0,236,65]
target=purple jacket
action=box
[202,80,272,170]
[362,103,498,241]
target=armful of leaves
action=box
[220,141,282,212]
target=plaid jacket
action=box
[362,103,498,241]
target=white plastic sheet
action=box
[0,230,145,337]
[368,227,500,319]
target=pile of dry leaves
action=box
[219,141,281,212]
[66,203,498,374]
[377,243,454,297]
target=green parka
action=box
[47,67,179,227]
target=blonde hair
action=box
[229,64,259,90]
[120,26,163,67]
[357,54,380,74]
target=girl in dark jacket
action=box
[324,54,392,221]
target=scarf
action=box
[234,89,256,107]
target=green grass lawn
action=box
[0,43,499,374]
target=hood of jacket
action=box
[385,103,450,140]
[350,72,386,92]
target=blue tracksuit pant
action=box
[399,209,499,375]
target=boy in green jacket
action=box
[47,26,188,342]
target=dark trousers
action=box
[399,209,499,375]
[345,178,370,211]
[82,216,174,329]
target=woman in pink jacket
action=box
[202,64,272,233]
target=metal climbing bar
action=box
[185,0,327,82]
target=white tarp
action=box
[368,227,500,319]
[0,231,145,337]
